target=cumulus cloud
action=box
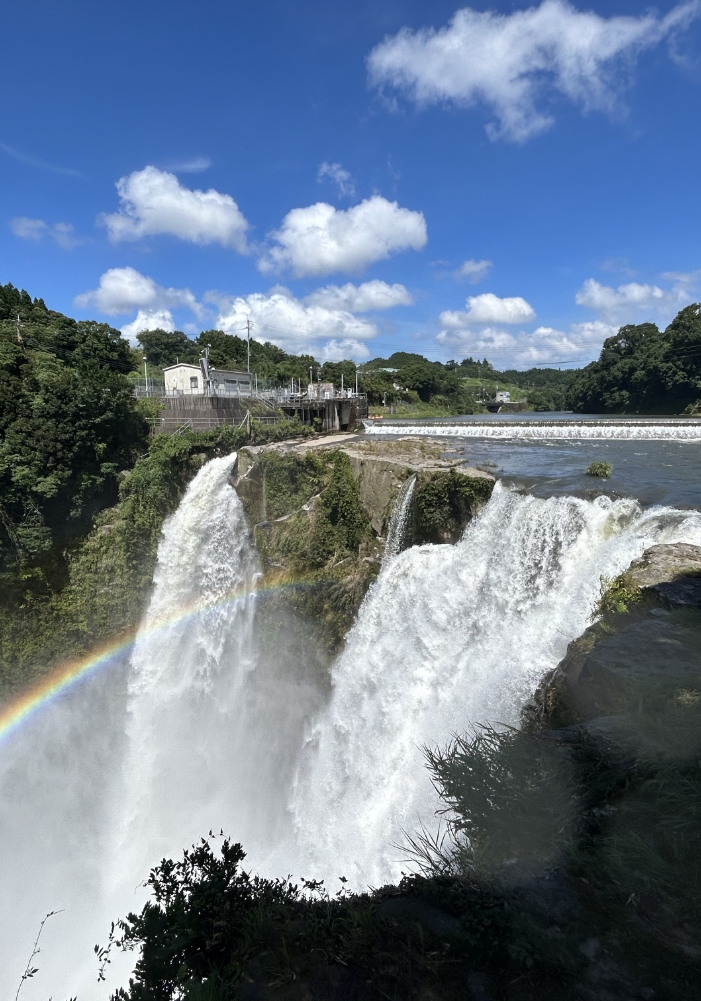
[259,196,427,277]
[453,258,492,283]
[434,289,617,366]
[317,162,356,198]
[215,287,378,359]
[75,266,203,319]
[437,321,603,366]
[368,0,700,142]
[441,292,535,327]
[433,266,701,367]
[575,275,698,326]
[11,216,81,249]
[99,166,249,251]
[121,309,176,345]
[304,280,413,312]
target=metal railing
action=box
[133,379,367,405]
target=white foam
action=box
[363,419,701,441]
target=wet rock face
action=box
[584,616,701,688]
[534,542,701,728]
[625,542,701,609]
[625,542,701,588]
[234,435,495,543]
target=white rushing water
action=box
[381,473,416,566]
[363,420,701,441]
[2,457,701,999]
[289,483,701,888]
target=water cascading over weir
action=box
[2,451,701,999]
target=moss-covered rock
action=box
[412,467,494,545]
[233,438,495,655]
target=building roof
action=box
[162,362,251,377]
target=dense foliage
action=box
[565,304,701,413]
[0,284,148,596]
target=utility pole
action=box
[143,356,148,394]
[246,317,251,373]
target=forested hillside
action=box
[0,284,148,600]
[0,284,309,697]
[566,303,701,414]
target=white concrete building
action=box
[163,362,252,397]
[307,381,335,400]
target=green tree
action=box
[320,359,356,388]
[137,330,195,369]
[0,284,148,592]
[566,306,701,413]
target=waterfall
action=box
[2,459,701,999]
[290,483,701,889]
[109,452,323,898]
[107,453,260,891]
[382,474,416,566]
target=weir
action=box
[2,455,701,999]
[363,418,701,440]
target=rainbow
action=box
[0,574,317,748]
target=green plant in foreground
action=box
[596,573,642,618]
[586,460,613,477]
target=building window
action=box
[190,376,198,389]
[225,379,236,390]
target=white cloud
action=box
[304,280,413,312]
[121,310,176,346]
[11,216,81,249]
[10,217,46,240]
[441,292,535,327]
[437,321,604,366]
[317,162,356,198]
[75,266,203,319]
[368,0,700,142]
[575,275,697,326]
[259,196,427,277]
[215,287,378,359]
[164,156,212,173]
[99,166,249,251]
[454,258,492,283]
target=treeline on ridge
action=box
[139,328,577,411]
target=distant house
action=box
[163,362,252,397]
[495,390,511,403]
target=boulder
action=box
[534,542,701,726]
[624,542,701,609]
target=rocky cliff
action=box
[231,433,495,661]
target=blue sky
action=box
[2,0,701,368]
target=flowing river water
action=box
[2,424,701,999]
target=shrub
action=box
[586,460,613,478]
